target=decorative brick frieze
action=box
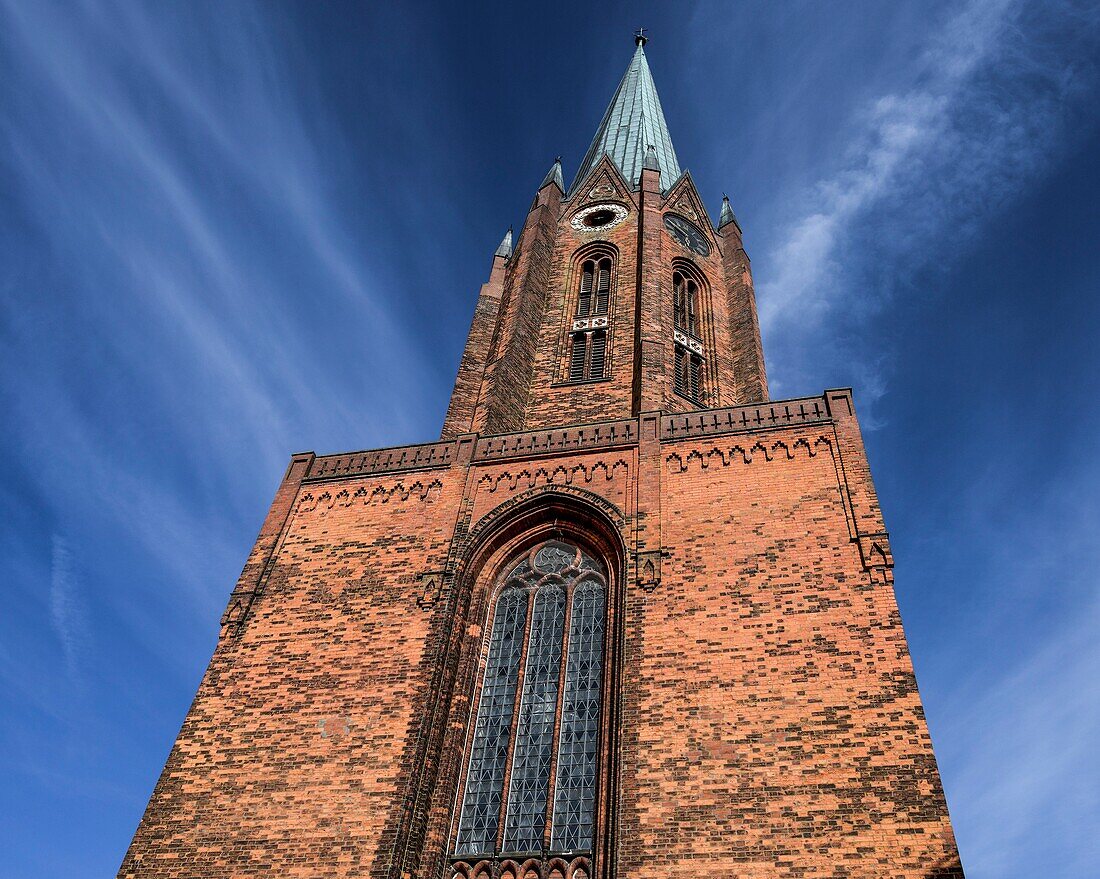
[296,479,444,512]
[476,459,629,493]
[307,440,456,481]
[473,419,637,463]
[663,435,832,472]
[660,394,830,441]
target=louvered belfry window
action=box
[569,331,607,381]
[453,541,607,861]
[569,256,612,382]
[674,345,703,403]
[576,258,611,318]
[673,270,698,335]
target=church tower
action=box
[120,35,964,879]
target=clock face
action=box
[663,214,710,256]
[571,203,628,232]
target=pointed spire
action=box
[494,227,513,259]
[718,194,740,231]
[570,34,682,193]
[540,156,564,192]
[643,143,660,172]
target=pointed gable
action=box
[570,154,634,208]
[663,172,718,241]
[570,42,682,194]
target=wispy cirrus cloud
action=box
[754,0,1099,407]
[927,463,1100,878]
[0,0,438,644]
[49,535,89,682]
[942,595,1100,877]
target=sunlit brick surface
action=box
[120,391,962,878]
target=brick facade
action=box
[443,157,768,441]
[120,40,962,879]
[120,395,962,879]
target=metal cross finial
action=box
[634,26,648,47]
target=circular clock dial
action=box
[571,203,628,232]
[663,214,710,256]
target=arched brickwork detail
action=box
[442,486,626,879]
[670,258,718,406]
[559,242,621,384]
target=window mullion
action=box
[541,579,576,853]
[493,588,537,855]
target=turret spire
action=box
[540,156,564,192]
[718,194,739,231]
[570,35,681,193]
[494,227,513,259]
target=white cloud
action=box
[755,0,1098,405]
[49,535,89,681]
[940,592,1100,877]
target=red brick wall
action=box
[446,162,769,439]
[120,392,962,879]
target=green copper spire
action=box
[718,194,739,230]
[571,35,682,194]
[494,227,513,259]
[540,156,564,191]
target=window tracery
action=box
[453,541,608,870]
[567,252,614,383]
[671,266,707,404]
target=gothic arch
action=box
[562,243,620,382]
[670,258,719,404]
[444,486,625,879]
[459,485,626,578]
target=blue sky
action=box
[1,1,1098,876]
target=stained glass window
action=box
[550,579,606,852]
[502,584,566,851]
[454,586,528,856]
[453,541,607,860]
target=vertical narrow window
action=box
[594,259,611,315]
[502,585,566,851]
[568,331,606,382]
[567,251,614,383]
[587,331,606,379]
[576,262,594,318]
[672,267,705,403]
[569,334,588,382]
[674,346,704,403]
[454,586,530,857]
[452,542,608,874]
[550,579,606,852]
[673,271,698,335]
[688,354,702,400]
[674,346,687,396]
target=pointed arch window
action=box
[671,266,707,404]
[673,270,698,336]
[576,258,611,318]
[567,253,613,383]
[454,541,607,864]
